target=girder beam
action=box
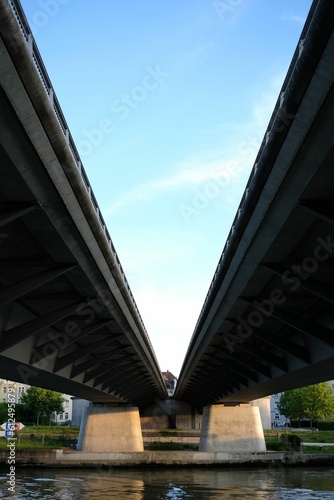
[0,297,97,352]
[242,298,334,348]
[70,345,130,378]
[0,264,77,306]
[0,203,37,227]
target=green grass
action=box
[19,425,79,436]
[145,441,197,451]
[0,425,79,449]
[264,429,334,443]
[2,427,334,452]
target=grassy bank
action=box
[2,427,334,452]
[0,425,79,450]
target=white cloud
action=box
[279,12,306,24]
[135,285,204,377]
[103,70,283,219]
[103,159,243,216]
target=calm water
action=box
[1,467,334,499]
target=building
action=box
[270,380,334,427]
[52,394,73,424]
[162,370,177,396]
[0,379,28,404]
[0,378,73,423]
[270,392,288,427]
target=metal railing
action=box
[7,0,153,347]
[190,0,319,343]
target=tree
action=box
[277,382,334,427]
[277,387,306,424]
[20,387,64,425]
[0,403,28,424]
[303,382,334,426]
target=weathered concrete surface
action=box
[1,449,334,468]
[77,406,143,452]
[199,405,266,453]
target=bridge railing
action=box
[7,0,156,353]
[189,0,318,346]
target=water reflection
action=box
[0,467,334,499]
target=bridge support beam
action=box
[77,405,144,452]
[199,404,266,453]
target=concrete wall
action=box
[199,404,266,453]
[141,399,201,430]
[78,406,143,452]
[71,398,91,427]
[250,396,271,429]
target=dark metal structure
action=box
[175,0,334,407]
[1,0,334,411]
[0,0,167,407]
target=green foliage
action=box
[20,387,65,425]
[265,433,301,451]
[144,441,196,450]
[280,433,301,451]
[278,383,334,424]
[0,402,8,424]
[277,387,306,421]
[314,421,334,430]
[0,402,32,424]
[160,429,177,436]
[265,439,290,451]
[20,425,79,436]
[303,383,334,423]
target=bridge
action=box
[175,0,334,407]
[1,0,334,453]
[0,0,167,449]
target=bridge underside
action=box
[175,0,334,407]
[0,1,166,407]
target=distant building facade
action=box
[270,380,334,427]
[162,370,177,396]
[0,378,73,423]
[270,392,288,426]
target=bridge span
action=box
[175,0,334,409]
[0,0,167,413]
[1,0,334,453]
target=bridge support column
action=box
[199,404,266,453]
[77,405,144,452]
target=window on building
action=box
[59,413,63,420]
[3,387,6,394]
[18,387,25,394]
[65,413,68,420]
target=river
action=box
[1,467,334,499]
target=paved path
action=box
[302,442,334,446]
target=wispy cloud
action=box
[279,12,306,24]
[104,71,284,218]
[103,159,242,216]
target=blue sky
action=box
[21,0,313,377]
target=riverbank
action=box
[1,449,334,468]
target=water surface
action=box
[1,466,334,499]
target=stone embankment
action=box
[1,449,334,468]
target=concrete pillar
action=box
[199,404,266,453]
[250,396,272,429]
[77,406,144,452]
[71,397,91,427]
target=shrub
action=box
[280,433,301,451]
[266,439,289,451]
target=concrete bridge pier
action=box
[77,405,144,452]
[199,404,266,453]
